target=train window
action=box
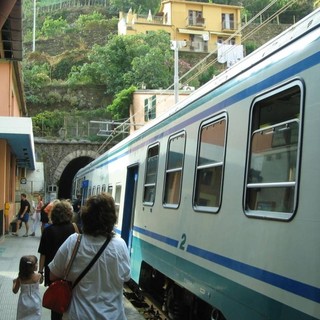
[194,118,226,212]
[143,144,159,205]
[108,184,113,196]
[163,132,186,208]
[245,83,302,220]
[115,184,122,218]
[102,184,106,193]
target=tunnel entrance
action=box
[58,156,93,200]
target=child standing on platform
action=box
[12,255,43,320]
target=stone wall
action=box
[34,138,101,186]
[28,84,112,116]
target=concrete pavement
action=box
[0,223,145,320]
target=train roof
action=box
[77,8,320,176]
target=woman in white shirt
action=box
[49,193,131,320]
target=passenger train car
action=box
[73,9,320,320]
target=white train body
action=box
[73,9,320,320]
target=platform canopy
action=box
[0,117,35,170]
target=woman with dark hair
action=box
[49,193,131,320]
[38,200,78,320]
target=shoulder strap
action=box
[64,234,81,280]
[72,222,79,234]
[72,236,111,289]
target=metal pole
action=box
[174,42,179,104]
[32,0,36,52]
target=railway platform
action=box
[0,224,145,320]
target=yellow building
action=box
[0,0,36,239]
[118,0,242,53]
[129,89,192,134]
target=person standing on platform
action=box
[72,193,82,229]
[12,255,43,320]
[38,200,78,320]
[13,193,31,237]
[30,195,43,236]
[49,192,131,320]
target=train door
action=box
[81,179,89,205]
[121,164,139,253]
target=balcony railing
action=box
[187,17,205,27]
[222,21,235,30]
[178,40,208,53]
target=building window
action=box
[163,132,186,208]
[222,13,235,30]
[217,37,236,45]
[188,10,204,26]
[164,13,168,24]
[194,117,226,212]
[245,82,303,220]
[143,144,159,205]
[144,95,156,122]
[107,184,113,196]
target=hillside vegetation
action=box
[22,1,313,140]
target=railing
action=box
[187,17,205,27]
[222,21,236,30]
[135,14,163,24]
[189,41,208,52]
[33,116,129,142]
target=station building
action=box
[0,0,37,240]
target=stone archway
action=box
[53,150,99,199]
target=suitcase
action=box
[10,218,19,232]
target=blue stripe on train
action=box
[131,235,318,320]
[133,225,320,304]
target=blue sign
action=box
[82,180,89,188]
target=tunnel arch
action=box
[53,150,99,199]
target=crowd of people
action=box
[11,192,131,320]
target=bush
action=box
[40,16,68,38]
[52,50,89,80]
[47,91,62,104]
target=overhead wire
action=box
[98,0,300,153]
[180,0,299,86]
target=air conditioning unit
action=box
[203,33,209,41]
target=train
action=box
[72,8,320,320]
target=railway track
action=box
[124,284,168,320]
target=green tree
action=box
[67,31,173,95]
[125,47,173,89]
[40,16,68,38]
[107,85,137,120]
[240,0,314,22]
[23,63,51,104]
[109,0,160,14]
[75,11,106,28]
